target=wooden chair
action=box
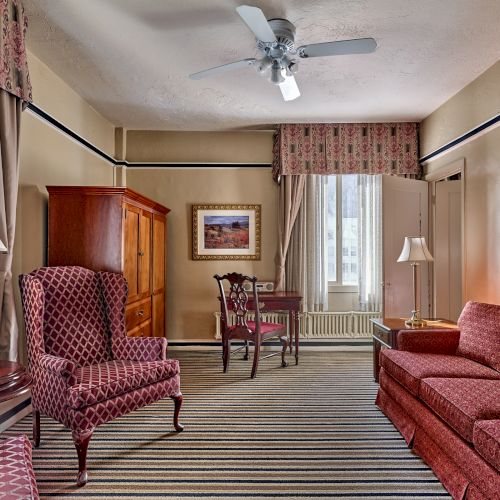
[214,273,288,378]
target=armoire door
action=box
[382,175,430,318]
[152,214,166,337]
[138,210,152,297]
[123,204,141,302]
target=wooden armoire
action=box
[47,186,170,338]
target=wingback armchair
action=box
[19,266,183,486]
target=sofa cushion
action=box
[68,359,180,409]
[380,349,500,396]
[457,301,500,371]
[420,378,500,443]
[473,420,500,472]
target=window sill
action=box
[328,284,358,293]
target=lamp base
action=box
[405,310,427,328]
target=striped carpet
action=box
[5,350,450,499]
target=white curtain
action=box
[286,175,328,312]
[357,175,383,312]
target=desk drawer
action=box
[373,328,391,347]
[126,297,152,331]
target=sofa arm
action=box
[113,337,167,362]
[396,329,460,354]
[39,354,76,380]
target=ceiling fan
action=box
[189,5,377,102]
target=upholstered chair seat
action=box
[19,266,183,486]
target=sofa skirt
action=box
[376,368,499,500]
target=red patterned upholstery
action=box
[69,359,179,409]
[19,266,183,485]
[396,328,461,354]
[380,349,500,396]
[457,301,500,371]
[419,378,500,443]
[474,420,500,472]
[0,435,39,499]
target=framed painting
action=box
[192,204,261,260]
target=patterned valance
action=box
[272,123,420,181]
[0,0,32,102]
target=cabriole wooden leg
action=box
[251,341,260,379]
[33,410,40,448]
[172,394,184,432]
[281,335,289,368]
[72,429,93,486]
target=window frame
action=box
[327,175,359,292]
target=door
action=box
[123,204,140,301]
[382,175,430,318]
[434,179,462,321]
[152,214,166,337]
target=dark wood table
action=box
[0,361,32,403]
[370,317,458,382]
[245,291,302,365]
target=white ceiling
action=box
[24,0,500,131]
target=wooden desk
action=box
[0,361,32,403]
[370,317,458,382]
[245,291,302,365]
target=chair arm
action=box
[396,329,460,354]
[38,354,77,380]
[113,337,167,362]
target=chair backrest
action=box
[214,273,260,331]
[22,266,112,367]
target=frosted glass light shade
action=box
[397,236,433,263]
[0,239,7,253]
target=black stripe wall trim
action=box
[0,397,31,426]
[29,102,499,169]
[26,102,272,169]
[419,113,500,164]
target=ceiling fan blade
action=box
[279,76,300,101]
[189,58,256,80]
[298,37,377,58]
[236,5,277,43]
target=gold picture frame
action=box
[192,204,261,260]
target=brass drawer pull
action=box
[138,250,145,256]
[136,310,144,317]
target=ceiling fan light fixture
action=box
[270,61,285,84]
[257,55,273,73]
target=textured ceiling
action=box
[24,0,500,130]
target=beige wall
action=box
[126,167,278,341]
[420,61,500,157]
[421,61,500,305]
[14,51,116,358]
[126,130,274,164]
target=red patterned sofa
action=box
[376,301,500,499]
[19,266,183,486]
[0,434,39,499]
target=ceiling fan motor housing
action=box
[258,18,296,52]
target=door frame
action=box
[425,158,466,317]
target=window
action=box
[327,175,359,286]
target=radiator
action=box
[214,311,379,339]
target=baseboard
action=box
[0,393,32,432]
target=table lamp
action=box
[397,236,433,327]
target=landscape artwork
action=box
[204,215,249,249]
[192,204,261,260]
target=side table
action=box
[0,361,32,403]
[370,318,458,382]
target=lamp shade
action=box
[0,239,7,253]
[397,236,433,263]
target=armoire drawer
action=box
[127,319,152,338]
[126,297,152,331]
